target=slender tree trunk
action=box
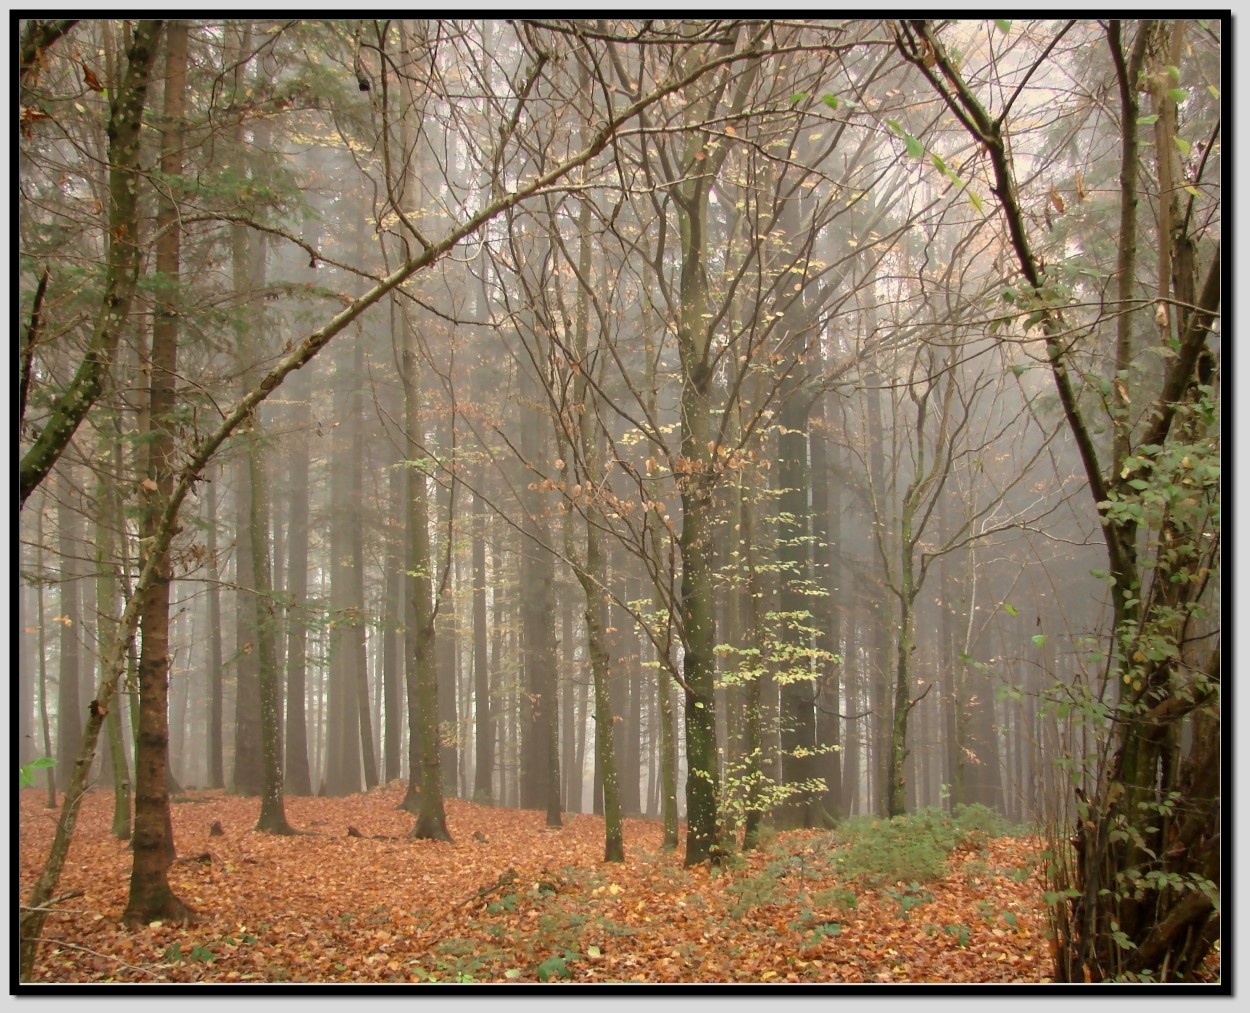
[325,328,363,796]
[19,559,36,771]
[864,373,890,817]
[249,406,296,834]
[55,485,84,792]
[560,588,576,813]
[122,18,192,928]
[810,400,842,821]
[283,367,313,796]
[471,477,495,802]
[204,473,225,789]
[228,26,263,797]
[384,465,405,784]
[622,574,644,816]
[35,501,58,810]
[738,475,767,852]
[401,299,450,841]
[352,338,379,793]
[776,389,820,828]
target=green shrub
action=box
[831,810,958,885]
[950,803,1016,845]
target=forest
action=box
[16,18,1222,987]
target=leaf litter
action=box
[19,785,1057,984]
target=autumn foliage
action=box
[13,785,1092,985]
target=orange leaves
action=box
[19,787,1066,984]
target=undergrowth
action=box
[828,805,1021,887]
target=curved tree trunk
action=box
[18,20,161,509]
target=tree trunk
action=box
[18,20,162,509]
[34,500,59,810]
[282,366,313,796]
[560,588,576,812]
[55,484,84,792]
[384,465,405,784]
[810,400,843,822]
[776,389,820,828]
[122,18,192,928]
[324,324,364,796]
[204,472,226,789]
[249,406,296,834]
[400,293,451,840]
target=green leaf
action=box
[1136,114,1160,125]
[19,756,55,788]
[931,152,947,174]
[1010,364,1024,377]
[1003,603,1019,617]
[504,968,522,979]
[1167,87,1189,103]
[190,944,215,963]
[1166,65,1181,82]
[1174,135,1191,156]
[1208,85,1220,99]
[790,91,809,105]
[1184,185,1201,199]
[587,945,602,958]
[536,955,571,982]
[967,188,985,213]
[821,94,839,110]
[1032,634,1047,648]
[994,20,1011,33]
[886,119,923,158]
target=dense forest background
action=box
[17,18,1221,983]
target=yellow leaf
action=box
[608,883,622,895]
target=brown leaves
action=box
[1048,184,1065,214]
[20,788,1063,984]
[81,61,103,93]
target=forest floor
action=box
[19,785,1070,985]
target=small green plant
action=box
[941,922,972,947]
[812,885,858,915]
[535,951,577,981]
[796,920,842,947]
[19,756,55,788]
[882,882,933,920]
[163,941,214,964]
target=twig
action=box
[19,889,85,913]
[25,937,169,981]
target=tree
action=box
[122,18,193,927]
[896,16,1221,981]
[18,19,162,510]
